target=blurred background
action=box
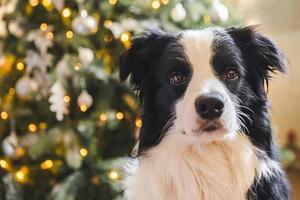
[0,0,299,199]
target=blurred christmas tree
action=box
[0,0,237,199]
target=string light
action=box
[28,123,37,132]
[108,170,119,180]
[99,113,108,122]
[74,63,81,71]
[9,88,15,96]
[39,122,47,130]
[46,32,53,40]
[62,8,71,17]
[29,0,39,7]
[1,111,8,120]
[40,23,48,31]
[14,166,29,183]
[151,0,161,9]
[64,95,71,103]
[40,160,53,169]
[116,112,124,120]
[16,62,25,70]
[160,0,169,5]
[80,148,88,157]
[120,32,131,42]
[41,0,51,7]
[0,159,10,171]
[135,118,142,128]
[15,147,26,157]
[108,0,117,5]
[66,31,73,39]
[80,104,88,112]
[104,20,113,28]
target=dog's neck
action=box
[125,132,263,200]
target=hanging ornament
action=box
[77,90,93,112]
[8,20,24,38]
[72,10,98,35]
[49,80,69,121]
[15,75,38,100]
[78,47,94,66]
[209,0,229,22]
[170,3,187,22]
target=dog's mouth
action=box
[192,120,223,133]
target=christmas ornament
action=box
[25,50,53,73]
[15,75,38,99]
[49,80,69,121]
[72,10,98,35]
[8,20,24,38]
[77,90,93,111]
[170,3,187,22]
[209,0,229,22]
[27,28,54,54]
[2,131,18,158]
[78,47,94,66]
[56,57,72,79]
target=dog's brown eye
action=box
[223,69,239,80]
[169,72,185,86]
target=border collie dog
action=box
[120,26,290,200]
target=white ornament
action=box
[56,57,72,79]
[170,3,187,22]
[51,0,65,11]
[209,0,229,22]
[27,28,54,54]
[49,80,69,121]
[8,21,24,38]
[77,90,93,109]
[25,50,53,73]
[15,75,38,99]
[72,11,98,35]
[78,47,94,66]
[2,131,18,158]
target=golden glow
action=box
[14,166,29,183]
[135,118,142,128]
[116,112,124,120]
[1,111,8,120]
[28,123,37,132]
[104,34,113,43]
[29,0,39,7]
[80,104,87,112]
[39,122,47,130]
[160,0,169,5]
[41,0,51,7]
[16,62,25,70]
[120,32,131,42]
[152,0,161,9]
[108,0,117,5]
[108,170,119,180]
[46,32,53,40]
[40,160,53,169]
[99,113,107,122]
[0,159,10,170]
[80,148,88,157]
[64,95,71,103]
[9,88,15,95]
[15,147,26,157]
[62,8,71,17]
[104,20,113,28]
[40,23,48,31]
[203,15,211,25]
[66,31,73,39]
[74,63,81,71]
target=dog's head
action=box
[120,27,286,154]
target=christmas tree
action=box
[0,0,236,199]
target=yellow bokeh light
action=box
[108,170,119,180]
[1,111,8,120]
[116,112,124,120]
[135,118,142,128]
[203,15,211,25]
[0,159,10,170]
[99,113,108,122]
[39,122,47,130]
[152,0,161,9]
[160,0,169,5]
[80,104,88,112]
[120,32,131,42]
[66,31,73,39]
[14,166,29,183]
[29,0,39,7]
[64,95,71,103]
[16,147,26,157]
[46,32,53,40]
[80,148,88,157]
[108,0,117,5]
[9,88,15,95]
[62,8,71,17]
[28,123,37,132]
[40,23,48,31]
[16,62,25,71]
[40,160,53,169]
[41,0,51,7]
[104,20,113,28]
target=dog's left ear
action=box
[227,26,287,88]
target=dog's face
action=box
[120,27,286,153]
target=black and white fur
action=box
[120,26,291,200]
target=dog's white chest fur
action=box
[124,133,261,200]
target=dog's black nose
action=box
[195,94,224,120]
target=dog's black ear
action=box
[227,26,287,83]
[119,29,171,90]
